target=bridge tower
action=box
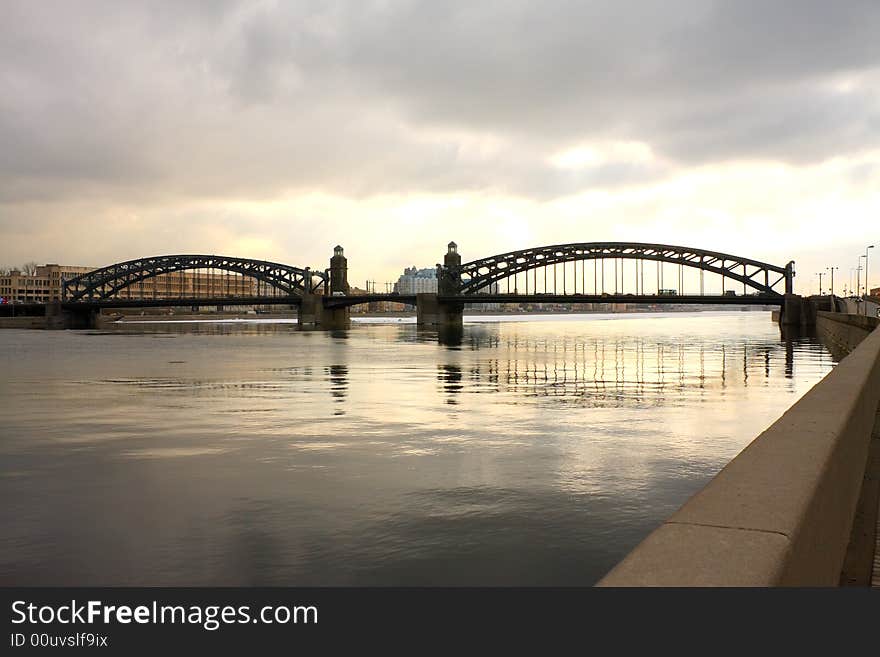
[438,241,462,294]
[417,242,464,333]
[330,245,350,294]
[299,246,351,329]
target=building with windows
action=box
[871,286,879,298]
[0,263,258,304]
[469,282,501,311]
[0,264,94,303]
[106,270,255,300]
[390,265,505,311]
[393,266,439,295]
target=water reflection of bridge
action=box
[98,320,823,408]
[436,334,828,406]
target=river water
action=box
[0,311,835,585]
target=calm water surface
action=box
[0,312,835,585]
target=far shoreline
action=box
[111,306,774,323]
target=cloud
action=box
[1,1,879,293]
[3,0,879,205]
[340,1,880,160]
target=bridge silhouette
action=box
[2,241,797,329]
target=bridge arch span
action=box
[63,254,327,301]
[453,242,793,296]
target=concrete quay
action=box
[598,311,880,586]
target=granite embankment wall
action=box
[818,310,880,359]
[0,316,47,329]
[0,313,108,330]
[598,312,880,586]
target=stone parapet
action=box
[598,315,880,586]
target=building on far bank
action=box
[871,286,879,298]
[393,266,438,295]
[469,282,501,311]
[348,286,408,313]
[0,264,94,303]
[1,263,259,304]
[392,267,437,311]
[391,266,502,310]
[107,270,254,300]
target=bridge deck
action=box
[60,296,305,310]
[0,292,784,316]
[325,293,784,308]
[442,293,783,306]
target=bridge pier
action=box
[416,293,463,329]
[297,292,323,327]
[297,295,351,330]
[780,294,801,327]
[780,294,818,329]
[46,301,100,330]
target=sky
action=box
[1,0,879,294]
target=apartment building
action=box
[393,266,439,295]
[0,264,258,303]
[109,270,255,299]
[0,264,94,303]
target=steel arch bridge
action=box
[450,242,793,296]
[62,254,328,301]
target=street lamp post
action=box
[816,272,824,296]
[827,266,838,297]
[865,245,875,315]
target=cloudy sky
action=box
[2,0,879,294]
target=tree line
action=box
[0,262,39,276]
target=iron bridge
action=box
[62,254,328,301]
[447,242,793,297]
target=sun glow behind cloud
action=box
[549,141,657,170]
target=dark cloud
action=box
[1,0,879,206]
[341,1,880,159]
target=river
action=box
[0,311,835,585]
